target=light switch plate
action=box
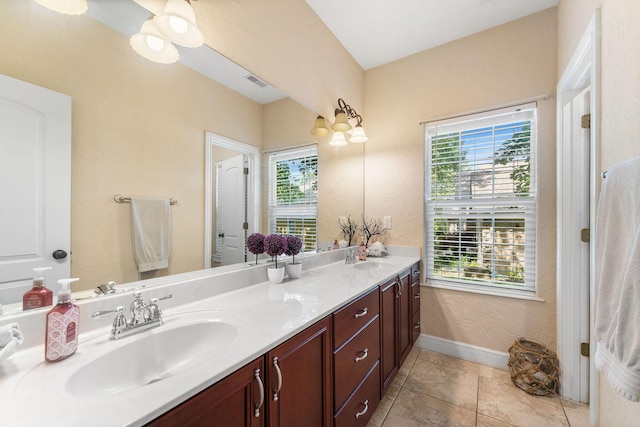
[383,216,392,230]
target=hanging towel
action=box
[130,198,171,273]
[0,323,24,349]
[594,156,640,401]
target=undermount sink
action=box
[65,311,242,397]
[353,261,390,271]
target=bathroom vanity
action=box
[0,248,420,426]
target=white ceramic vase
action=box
[285,262,302,279]
[267,266,285,284]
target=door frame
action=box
[204,132,260,269]
[556,7,600,415]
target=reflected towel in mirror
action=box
[130,198,171,272]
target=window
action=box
[268,145,318,252]
[424,103,537,294]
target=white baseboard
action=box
[415,334,509,371]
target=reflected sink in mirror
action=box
[65,311,241,397]
[353,261,392,271]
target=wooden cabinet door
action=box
[146,357,265,427]
[398,270,412,366]
[379,277,398,396]
[267,316,333,427]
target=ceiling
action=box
[305,0,559,70]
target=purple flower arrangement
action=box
[264,234,287,268]
[246,233,265,265]
[285,235,303,264]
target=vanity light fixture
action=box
[154,0,204,48]
[34,0,87,15]
[329,131,348,147]
[130,17,180,65]
[312,98,368,144]
[311,116,331,136]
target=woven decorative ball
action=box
[508,337,559,396]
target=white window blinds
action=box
[425,103,537,292]
[268,145,318,252]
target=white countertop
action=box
[0,254,419,427]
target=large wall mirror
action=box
[0,0,364,310]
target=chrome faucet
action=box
[345,247,357,264]
[92,291,173,340]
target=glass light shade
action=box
[331,110,352,132]
[130,20,179,64]
[329,132,348,147]
[348,124,368,143]
[154,0,204,48]
[311,116,330,136]
[34,0,87,15]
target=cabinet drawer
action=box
[333,288,379,349]
[412,309,421,344]
[334,317,380,410]
[411,263,421,285]
[411,283,420,311]
[334,362,380,427]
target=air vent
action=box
[245,74,268,88]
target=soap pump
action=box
[45,278,80,363]
[23,267,53,310]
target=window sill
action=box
[423,279,545,302]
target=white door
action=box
[0,74,71,306]
[216,154,246,265]
[558,86,591,402]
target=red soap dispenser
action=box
[23,267,53,310]
[45,278,80,363]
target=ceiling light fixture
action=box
[34,0,87,15]
[130,18,179,64]
[154,0,204,48]
[312,98,368,144]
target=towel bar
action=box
[114,195,178,205]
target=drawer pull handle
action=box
[414,321,421,329]
[272,357,283,401]
[355,400,369,418]
[354,307,368,318]
[414,293,420,299]
[254,368,264,418]
[354,348,369,362]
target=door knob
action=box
[52,249,68,260]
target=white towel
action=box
[131,198,171,273]
[594,156,640,401]
[0,323,24,349]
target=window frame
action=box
[423,103,538,297]
[267,145,318,252]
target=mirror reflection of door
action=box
[204,132,260,269]
[0,74,71,304]
[215,154,247,266]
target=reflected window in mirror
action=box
[268,145,318,251]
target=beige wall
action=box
[558,0,640,424]
[0,0,263,290]
[363,8,558,352]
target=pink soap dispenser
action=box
[45,278,80,363]
[23,267,54,310]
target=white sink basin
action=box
[64,311,241,397]
[353,261,390,271]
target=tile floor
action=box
[368,347,590,427]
